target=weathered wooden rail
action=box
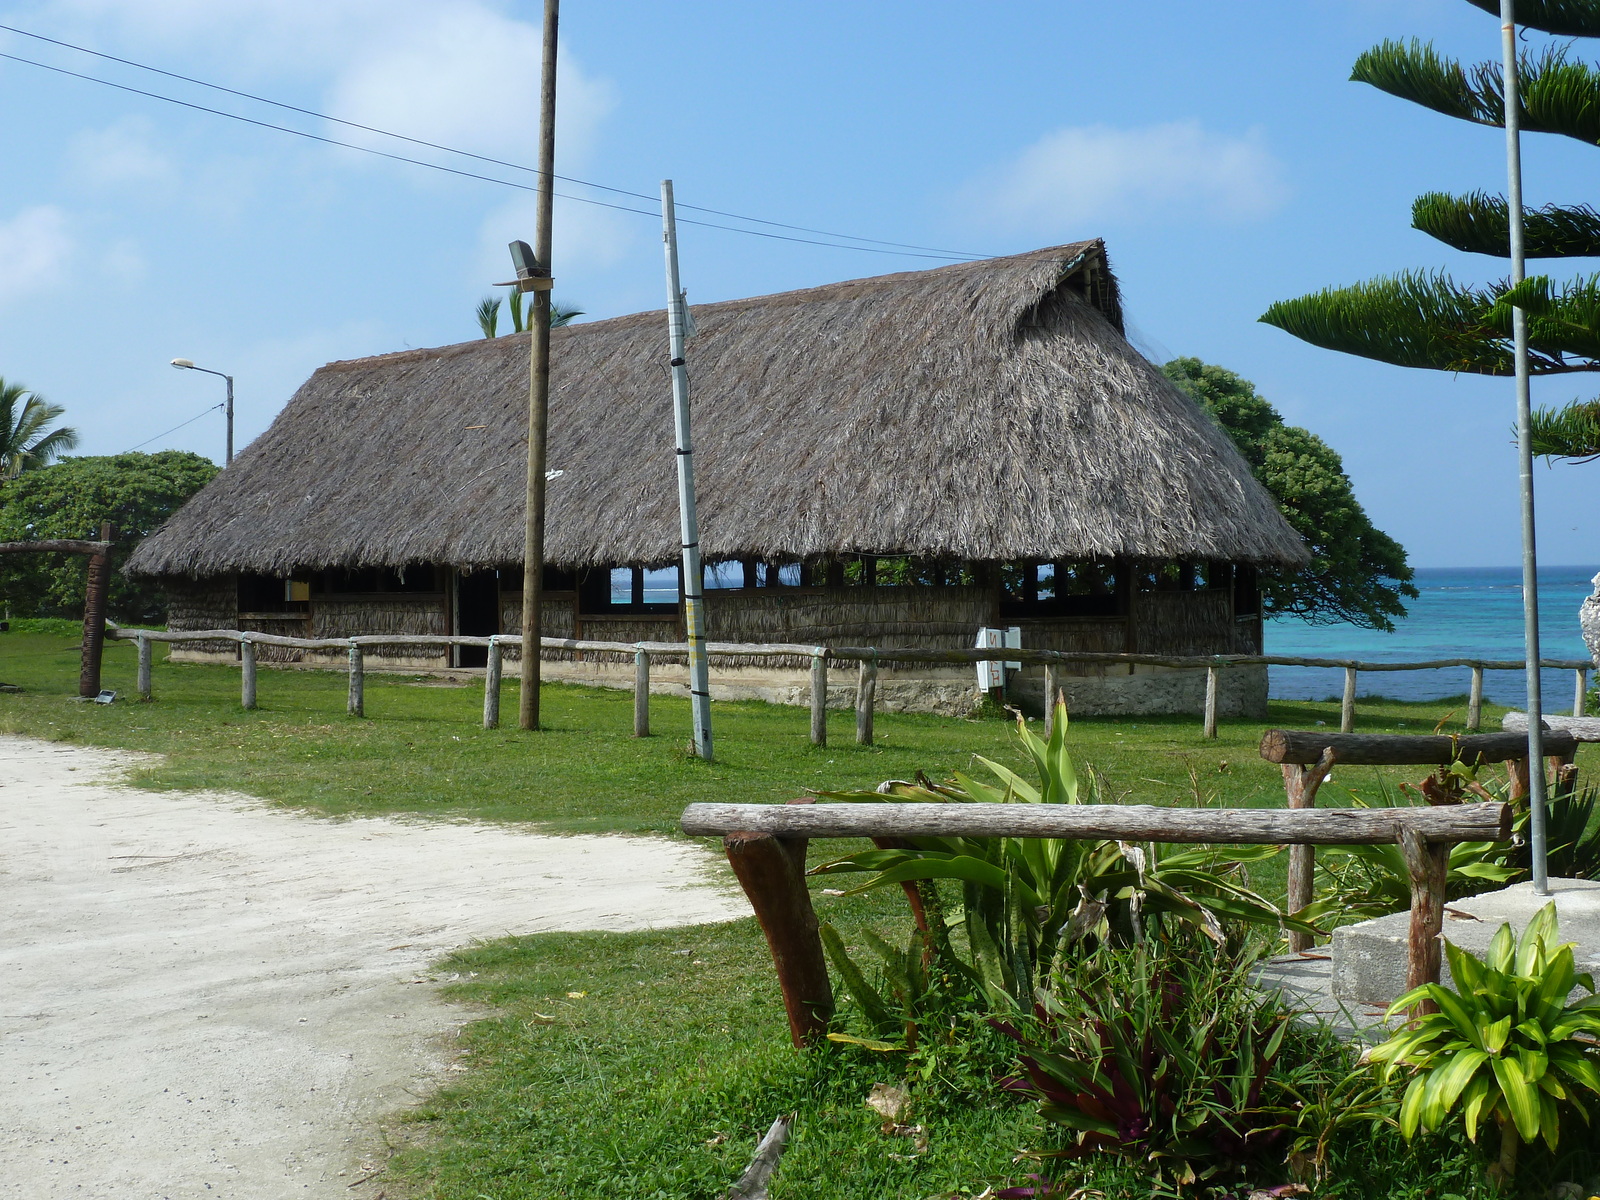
[680,799,1513,1046]
[106,626,1593,740]
[1258,728,1576,953]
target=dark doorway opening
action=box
[455,570,499,667]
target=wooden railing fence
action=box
[108,627,1594,740]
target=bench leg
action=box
[723,832,833,1047]
[1401,829,1448,1016]
[1282,749,1336,953]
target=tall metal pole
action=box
[224,374,234,466]
[1501,0,1550,894]
[518,0,559,732]
[661,180,713,761]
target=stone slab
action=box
[1330,878,1600,1006]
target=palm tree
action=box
[474,293,583,338]
[0,378,78,479]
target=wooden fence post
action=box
[78,522,112,698]
[347,639,364,717]
[135,634,152,700]
[1203,665,1219,739]
[1468,666,1484,731]
[1400,826,1449,1014]
[1340,667,1357,733]
[633,645,650,738]
[856,653,877,746]
[1576,668,1589,718]
[1043,662,1058,737]
[1282,747,1336,953]
[240,637,257,710]
[722,830,833,1047]
[809,651,827,746]
[483,636,502,730]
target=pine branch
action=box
[1529,398,1600,459]
[1354,41,1600,145]
[1463,0,1600,38]
[1413,191,1600,258]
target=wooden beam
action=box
[0,538,111,556]
[1259,729,1576,766]
[682,800,1510,845]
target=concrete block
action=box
[1331,878,1600,1006]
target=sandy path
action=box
[0,735,745,1199]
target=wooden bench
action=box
[681,799,1512,1047]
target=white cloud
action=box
[0,206,74,305]
[66,116,173,188]
[974,120,1289,230]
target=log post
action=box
[856,653,876,746]
[483,636,502,730]
[722,831,833,1047]
[240,637,258,710]
[1400,826,1449,1013]
[1203,665,1219,739]
[1506,756,1530,804]
[1282,747,1336,952]
[78,521,112,698]
[633,645,650,738]
[1340,666,1357,733]
[135,634,152,700]
[347,638,364,717]
[1576,668,1588,718]
[1043,663,1058,737]
[1468,666,1484,731]
[809,651,827,746]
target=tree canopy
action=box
[0,451,218,621]
[1,378,78,479]
[1261,2,1600,462]
[1163,358,1417,631]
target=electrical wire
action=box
[123,402,223,454]
[0,25,992,261]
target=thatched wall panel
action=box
[311,598,446,659]
[128,243,1308,581]
[167,575,238,657]
[1134,591,1235,657]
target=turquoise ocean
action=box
[1265,565,1599,706]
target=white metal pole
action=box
[1501,0,1550,894]
[661,180,713,761]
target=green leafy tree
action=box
[1261,2,1600,461]
[0,451,219,621]
[1163,358,1417,630]
[0,378,78,478]
[475,292,584,338]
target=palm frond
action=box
[475,295,501,339]
[508,288,526,334]
[0,384,75,477]
[1529,398,1600,460]
[1354,41,1600,146]
[549,302,584,328]
[1413,191,1600,258]
[1464,0,1600,37]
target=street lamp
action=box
[170,358,235,466]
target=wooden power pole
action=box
[517,0,559,731]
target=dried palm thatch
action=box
[127,242,1306,578]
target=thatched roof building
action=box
[130,242,1303,576]
[130,242,1305,718]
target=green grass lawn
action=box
[3,625,1588,1199]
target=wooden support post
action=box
[347,639,364,717]
[1576,668,1588,718]
[633,646,650,738]
[1400,826,1449,1013]
[722,831,833,1047]
[483,636,502,730]
[1203,665,1219,739]
[240,637,257,710]
[1282,747,1336,952]
[809,652,827,746]
[1341,666,1357,733]
[78,521,112,698]
[135,635,152,700]
[1507,756,1531,804]
[1468,666,1484,731]
[1043,663,1058,737]
[856,654,876,746]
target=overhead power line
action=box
[123,402,223,454]
[0,23,994,262]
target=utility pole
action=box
[517,0,559,732]
[661,180,713,760]
[1500,0,1550,894]
[224,374,234,466]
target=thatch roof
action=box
[128,242,1307,578]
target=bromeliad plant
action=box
[811,701,1309,1009]
[1367,903,1600,1184]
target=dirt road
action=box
[0,735,744,1198]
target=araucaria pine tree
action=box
[1262,0,1600,462]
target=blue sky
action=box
[0,0,1591,568]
